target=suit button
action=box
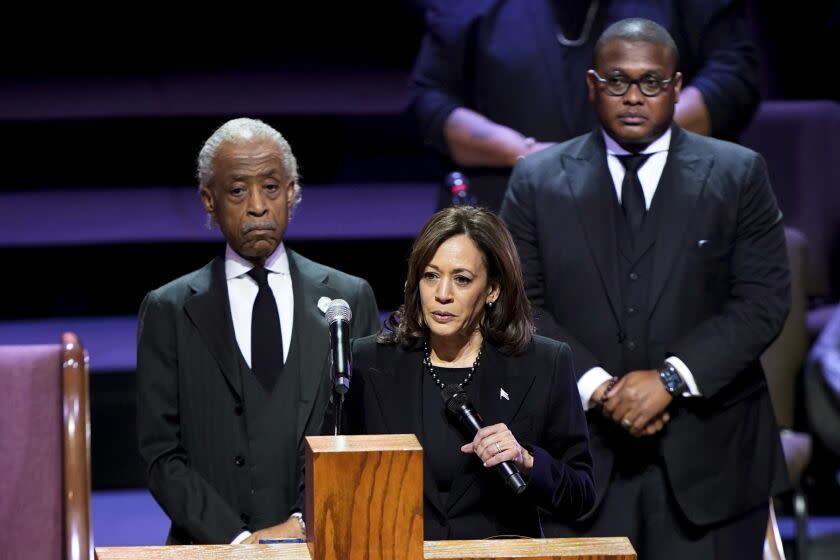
[626,340,637,351]
[629,272,639,281]
[626,306,637,315]
[234,404,243,416]
[240,513,250,524]
[234,455,245,467]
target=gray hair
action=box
[197,117,302,211]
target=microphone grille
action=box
[442,387,468,414]
[325,298,352,324]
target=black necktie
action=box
[618,154,651,232]
[247,266,284,390]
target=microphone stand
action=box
[332,373,350,435]
[333,390,344,436]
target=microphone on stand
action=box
[325,299,353,395]
[444,171,476,207]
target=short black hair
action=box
[593,18,679,70]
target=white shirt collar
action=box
[602,127,671,157]
[224,242,290,280]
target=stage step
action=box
[0,183,437,247]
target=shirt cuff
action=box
[231,530,252,544]
[665,356,701,396]
[578,367,614,410]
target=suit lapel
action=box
[648,128,713,312]
[184,257,243,399]
[366,344,446,516]
[476,345,536,427]
[367,343,425,437]
[287,250,337,444]
[564,132,624,328]
[446,345,537,513]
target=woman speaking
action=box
[333,206,594,539]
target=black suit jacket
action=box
[409,0,759,210]
[334,335,595,540]
[500,126,790,526]
[136,249,379,544]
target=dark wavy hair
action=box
[378,206,534,354]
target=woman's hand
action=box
[461,423,534,475]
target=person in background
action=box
[136,117,380,544]
[410,0,760,211]
[501,18,788,559]
[328,205,595,539]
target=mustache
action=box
[241,221,277,234]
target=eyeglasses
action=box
[590,70,674,97]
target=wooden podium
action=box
[305,434,424,560]
[96,434,635,560]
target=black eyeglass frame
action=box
[589,69,675,97]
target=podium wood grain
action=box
[95,537,636,560]
[305,434,425,560]
[423,537,636,559]
[95,545,310,559]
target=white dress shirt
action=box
[225,243,294,368]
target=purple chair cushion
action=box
[741,100,840,298]
[0,344,64,559]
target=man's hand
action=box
[241,517,304,544]
[602,369,672,437]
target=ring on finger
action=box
[495,442,503,455]
[621,418,632,428]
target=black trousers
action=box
[547,460,768,560]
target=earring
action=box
[486,300,494,308]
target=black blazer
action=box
[335,334,595,540]
[501,126,790,526]
[136,249,380,544]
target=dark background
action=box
[2,0,839,516]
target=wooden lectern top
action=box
[96,537,636,560]
[95,544,310,559]
[424,537,636,559]
[306,433,423,452]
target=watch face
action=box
[661,366,684,394]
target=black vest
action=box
[609,183,666,459]
[237,327,302,530]
[614,188,662,373]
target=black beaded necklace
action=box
[423,340,484,392]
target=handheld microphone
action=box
[444,171,476,207]
[325,299,353,395]
[442,388,527,494]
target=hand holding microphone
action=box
[443,389,528,494]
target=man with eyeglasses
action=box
[408,1,760,212]
[501,18,789,559]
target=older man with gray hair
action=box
[137,118,380,544]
